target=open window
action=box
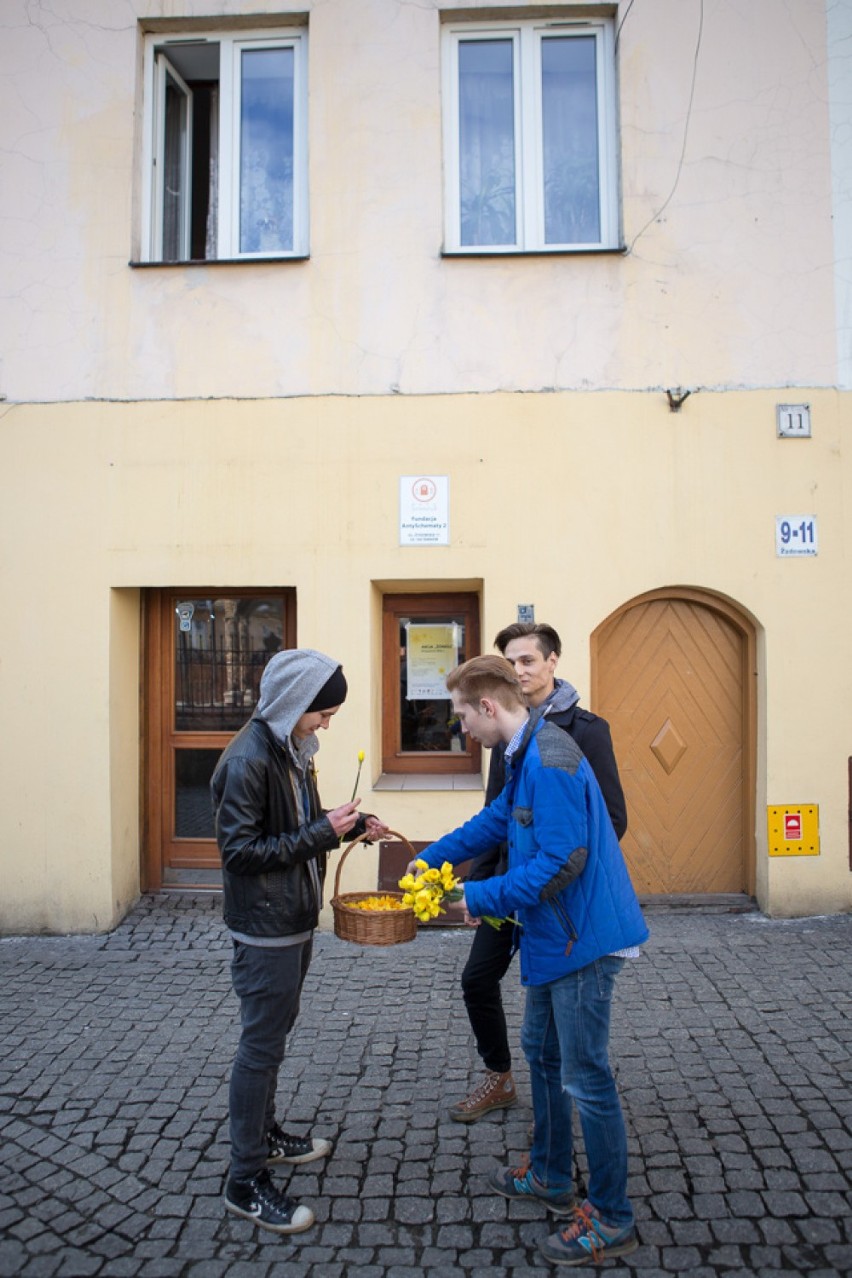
[381,592,481,776]
[141,26,308,261]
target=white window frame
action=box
[140,27,309,262]
[442,18,619,253]
[150,54,193,262]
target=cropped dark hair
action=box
[446,655,525,710]
[493,622,562,660]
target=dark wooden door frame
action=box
[141,587,296,891]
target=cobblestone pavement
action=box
[1,896,851,1278]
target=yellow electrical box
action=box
[767,804,820,856]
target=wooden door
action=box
[592,590,755,896]
[143,589,296,890]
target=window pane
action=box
[174,596,285,731]
[399,617,468,753]
[175,749,221,838]
[458,40,516,246]
[162,72,188,261]
[240,46,295,253]
[541,36,600,244]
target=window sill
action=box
[441,246,627,258]
[129,255,310,268]
[373,773,484,792]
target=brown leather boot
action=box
[448,1070,517,1123]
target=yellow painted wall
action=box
[0,387,849,931]
[1,0,849,929]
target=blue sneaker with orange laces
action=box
[487,1164,575,1215]
[539,1199,639,1265]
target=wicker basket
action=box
[330,829,418,946]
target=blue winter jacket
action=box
[422,713,648,986]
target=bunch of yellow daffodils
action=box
[398,860,462,923]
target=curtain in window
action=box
[541,36,600,245]
[239,47,294,254]
[458,40,516,247]
[205,86,219,259]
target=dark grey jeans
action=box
[228,937,313,1182]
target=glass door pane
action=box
[174,748,220,838]
[174,596,285,731]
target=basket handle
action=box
[333,828,419,899]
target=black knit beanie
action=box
[305,665,348,712]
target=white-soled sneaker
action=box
[266,1122,333,1166]
[224,1168,314,1235]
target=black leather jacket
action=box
[211,717,351,937]
[468,703,628,882]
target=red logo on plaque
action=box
[783,813,802,840]
[412,478,437,502]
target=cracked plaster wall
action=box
[0,0,847,402]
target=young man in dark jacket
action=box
[211,649,387,1234]
[450,622,628,1124]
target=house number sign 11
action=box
[775,515,818,557]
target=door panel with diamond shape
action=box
[592,593,754,895]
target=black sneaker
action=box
[224,1168,314,1234]
[266,1122,333,1166]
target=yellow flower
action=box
[349,894,407,911]
[397,858,464,927]
[351,750,366,801]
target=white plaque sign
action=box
[775,516,818,557]
[400,476,449,546]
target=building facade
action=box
[1,0,850,932]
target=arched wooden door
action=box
[592,589,756,896]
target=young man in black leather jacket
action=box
[449,622,628,1123]
[211,649,387,1233]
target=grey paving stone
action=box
[2,901,852,1276]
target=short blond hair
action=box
[446,655,525,710]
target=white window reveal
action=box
[141,28,308,262]
[442,19,619,253]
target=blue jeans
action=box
[521,956,632,1228]
[228,938,313,1182]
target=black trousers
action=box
[460,917,517,1074]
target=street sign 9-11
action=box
[775,515,818,557]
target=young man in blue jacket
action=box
[451,621,627,1124]
[420,655,647,1267]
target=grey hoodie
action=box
[255,648,342,746]
[544,677,581,717]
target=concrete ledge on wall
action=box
[373,773,483,791]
